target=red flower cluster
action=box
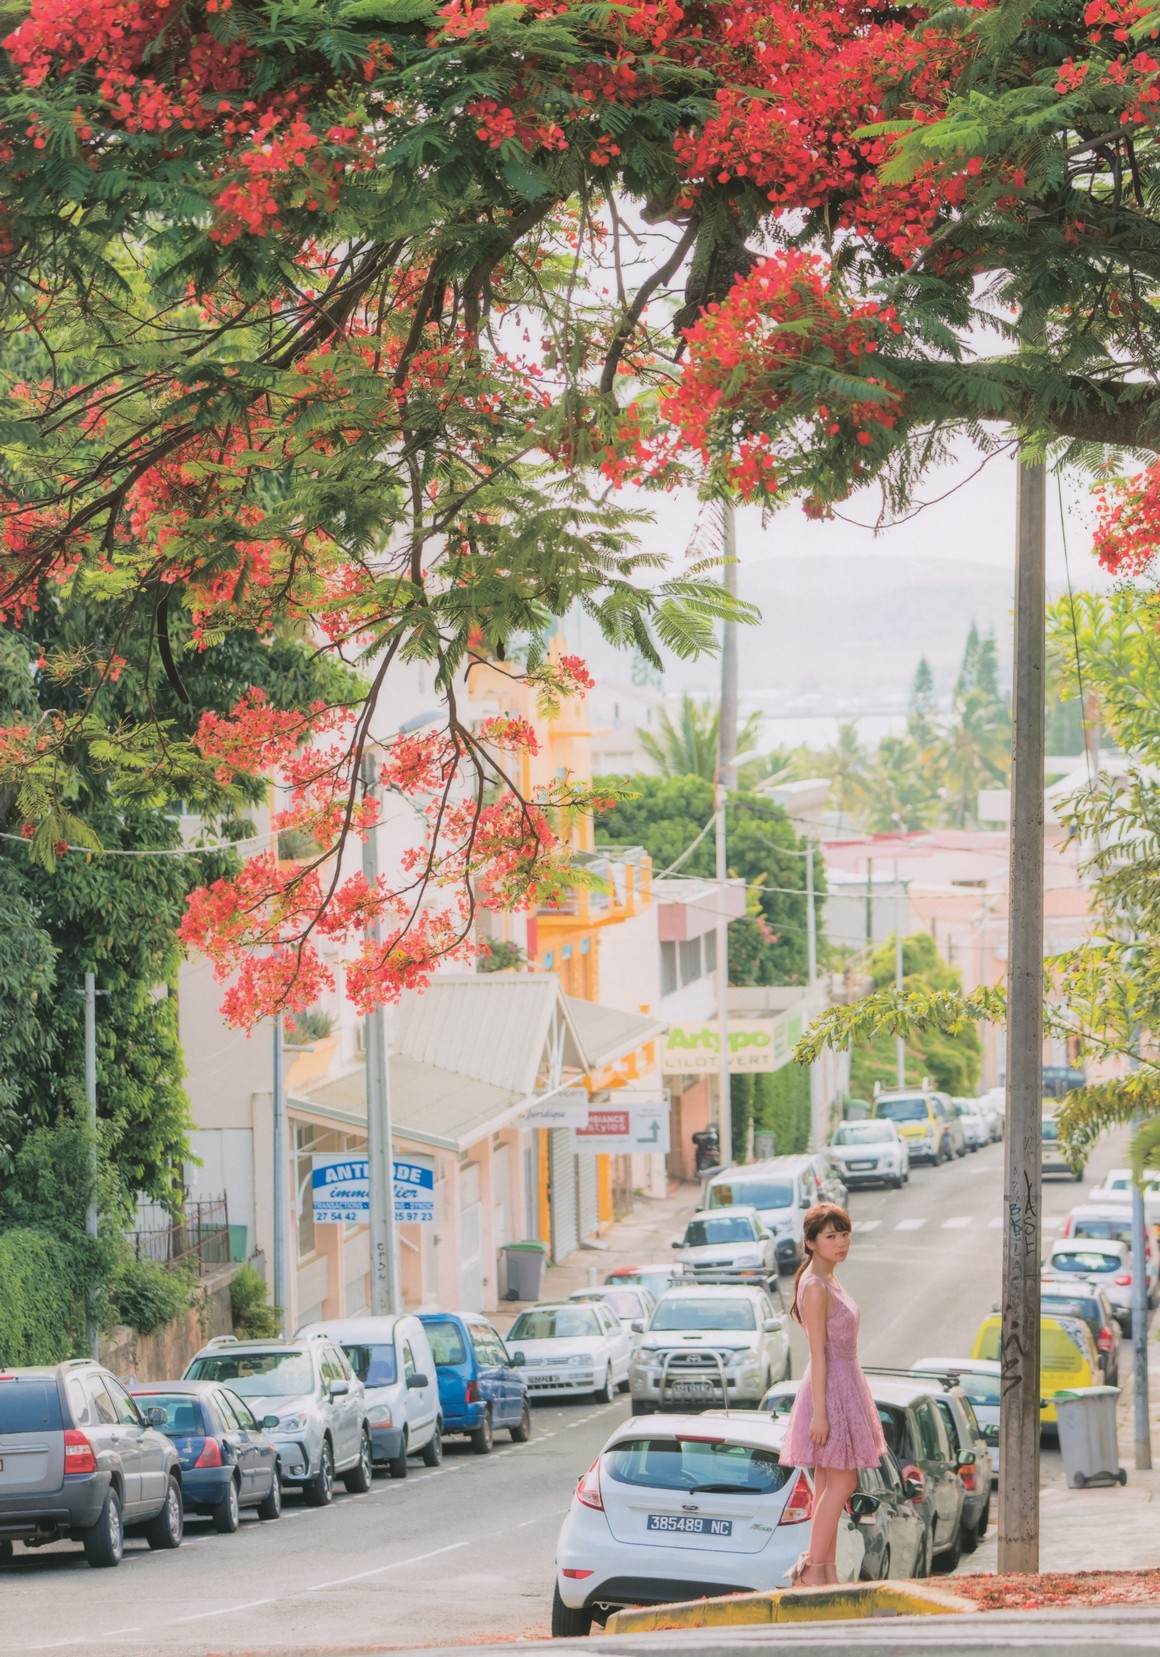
[1092,465,1160,573]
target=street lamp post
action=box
[361,752,401,1316]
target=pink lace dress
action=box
[780,1275,887,1470]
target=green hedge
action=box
[0,1228,99,1365]
[730,1066,813,1162]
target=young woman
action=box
[779,1202,886,1587]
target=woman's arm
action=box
[801,1279,830,1445]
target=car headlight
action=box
[566,1353,591,1367]
[276,1414,308,1433]
[366,1405,394,1427]
[735,1252,764,1267]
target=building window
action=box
[704,930,718,975]
[679,937,701,986]
[660,940,678,997]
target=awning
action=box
[564,996,667,1073]
[288,1058,551,1153]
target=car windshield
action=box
[832,1123,891,1145]
[1073,1219,1130,1243]
[651,1298,757,1332]
[1042,1119,1060,1141]
[0,1380,62,1433]
[685,1216,757,1246]
[708,1181,793,1211]
[422,1319,468,1366]
[185,1350,313,1397]
[977,1321,1088,1369]
[342,1344,398,1386]
[603,1435,789,1495]
[759,1391,797,1418]
[509,1308,600,1341]
[1042,1298,1096,1327]
[1052,1250,1118,1275]
[954,1372,1001,1409]
[134,1394,208,1435]
[875,1096,928,1123]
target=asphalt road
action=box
[2,1132,1128,1655]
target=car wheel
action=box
[510,1403,532,1444]
[83,1486,124,1568]
[904,1168,910,1184]
[421,1423,443,1467]
[343,1429,374,1494]
[978,1492,991,1537]
[212,1475,241,1535]
[959,1509,980,1555]
[471,1408,494,1455]
[257,1465,283,1521]
[933,1520,962,1574]
[594,1368,613,1405]
[617,1374,631,1394]
[914,1528,932,1579]
[305,1438,336,1506]
[878,1545,891,1582]
[630,1401,654,1416]
[890,1174,903,1190]
[145,1474,184,1551]
[552,1583,593,1637]
[0,1541,12,1567]
[388,1433,409,1480]
[783,1349,792,1382]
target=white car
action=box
[629,1284,790,1414]
[569,1285,657,1334]
[506,1302,631,1401]
[953,1099,989,1152]
[672,1207,777,1283]
[828,1120,909,1189]
[1043,1238,1135,1330]
[297,1315,442,1477]
[975,1093,1005,1142]
[1089,1171,1160,1237]
[552,1412,864,1634]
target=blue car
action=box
[417,1312,531,1454]
[130,1380,282,1532]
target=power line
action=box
[0,828,274,858]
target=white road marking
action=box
[894,1218,926,1231]
[941,1216,972,1229]
[855,1220,882,1232]
[989,1217,1003,1228]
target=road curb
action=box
[604,1579,977,1632]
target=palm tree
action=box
[818,721,870,821]
[639,695,763,781]
[937,687,1011,827]
[862,736,942,831]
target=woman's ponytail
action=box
[788,1246,813,1325]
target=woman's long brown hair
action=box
[789,1202,853,1324]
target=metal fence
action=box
[129,1198,231,1275]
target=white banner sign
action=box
[663,1019,787,1074]
[572,1104,670,1157]
[518,1089,591,1127]
[311,1154,435,1224]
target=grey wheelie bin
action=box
[499,1240,549,1302]
[1054,1385,1127,1488]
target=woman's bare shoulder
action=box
[799,1275,831,1302]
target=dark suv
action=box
[864,1375,966,1573]
[0,1361,183,1568]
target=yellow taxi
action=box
[972,1312,1100,1424]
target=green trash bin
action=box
[1053,1386,1126,1488]
[499,1240,549,1302]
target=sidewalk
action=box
[492,1181,701,1334]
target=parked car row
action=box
[0,1308,537,1570]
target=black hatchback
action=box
[130,1381,282,1533]
[0,1361,183,1568]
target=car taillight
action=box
[562,1569,594,1579]
[194,1437,223,1468]
[779,1470,813,1525]
[1114,1273,1132,1286]
[63,1429,97,1475]
[959,1464,976,1492]
[465,1381,481,1405]
[1098,1326,1114,1353]
[576,1459,603,1511]
[901,1463,927,1504]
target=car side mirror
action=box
[763,1317,784,1333]
[671,1240,683,1249]
[511,1350,526,1366]
[901,1464,927,1503]
[800,1195,810,1209]
[262,1415,279,1430]
[849,1492,880,1521]
[631,1321,644,1334]
[407,1372,429,1390]
[145,1405,168,1428]
[329,1379,350,1397]
[957,1449,976,1469]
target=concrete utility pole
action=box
[805,842,826,1150]
[361,752,401,1315]
[894,863,906,1088]
[271,1011,289,1333]
[998,446,1047,1575]
[715,498,739,1163]
[1128,1053,1153,1468]
[83,972,100,1359]
[865,858,874,947]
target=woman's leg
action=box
[805,1466,856,1585]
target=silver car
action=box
[629,1283,791,1414]
[672,1207,777,1284]
[184,1335,372,1505]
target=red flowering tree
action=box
[3,0,1160,1021]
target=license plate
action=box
[848,1161,875,1170]
[647,1514,733,1536]
[670,1380,714,1397]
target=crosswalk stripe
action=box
[941,1216,972,1229]
[894,1218,926,1231]
[855,1219,882,1232]
[988,1217,1003,1228]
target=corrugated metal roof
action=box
[394,973,591,1095]
[288,1058,529,1153]
[564,997,667,1072]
